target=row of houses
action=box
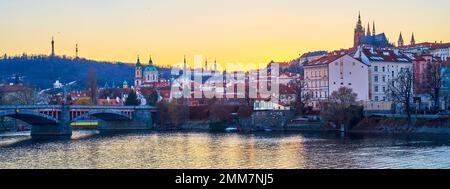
[302,45,450,112]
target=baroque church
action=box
[134,55,159,88]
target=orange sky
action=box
[1,0,450,71]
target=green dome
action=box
[144,66,158,72]
[123,81,128,85]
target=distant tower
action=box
[372,21,376,36]
[183,55,187,71]
[214,59,218,72]
[398,32,404,47]
[75,44,79,58]
[204,59,208,72]
[51,36,55,56]
[354,12,366,47]
[149,55,153,65]
[134,55,143,88]
[410,33,416,46]
[367,23,372,36]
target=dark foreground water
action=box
[1,131,450,169]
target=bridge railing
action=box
[0,105,157,110]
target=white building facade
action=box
[355,48,413,102]
[304,54,370,109]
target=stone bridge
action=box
[0,105,157,137]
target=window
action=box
[335,62,338,66]
[374,75,379,82]
[383,96,386,101]
[353,62,356,66]
[392,71,395,77]
[374,66,379,72]
[349,83,352,86]
[341,82,344,85]
[382,76,386,82]
[383,86,386,92]
[349,72,352,75]
[382,67,385,72]
[375,85,379,92]
[375,96,379,101]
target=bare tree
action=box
[320,87,362,130]
[86,68,98,105]
[387,68,414,122]
[421,62,443,111]
[289,78,311,115]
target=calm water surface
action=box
[1,131,450,169]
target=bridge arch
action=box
[72,110,132,121]
[0,110,60,126]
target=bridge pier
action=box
[98,108,153,131]
[31,105,72,138]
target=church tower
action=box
[410,33,416,46]
[398,32,404,47]
[367,23,371,36]
[135,55,143,88]
[354,12,366,48]
[372,21,376,36]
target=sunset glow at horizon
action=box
[1,0,450,71]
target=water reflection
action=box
[1,131,450,169]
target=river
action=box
[1,131,450,169]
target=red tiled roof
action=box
[430,43,450,50]
[303,54,346,67]
[362,48,412,63]
[398,42,435,49]
[279,84,296,95]
[411,55,426,61]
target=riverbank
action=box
[351,117,450,134]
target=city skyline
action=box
[1,0,450,70]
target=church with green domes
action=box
[134,55,159,88]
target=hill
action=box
[0,55,170,90]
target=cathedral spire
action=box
[358,11,361,24]
[367,23,371,36]
[372,21,376,36]
[354,12,365,47]
[411,33,416,45]
[398,32,404,47]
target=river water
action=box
[1,131,450,169]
